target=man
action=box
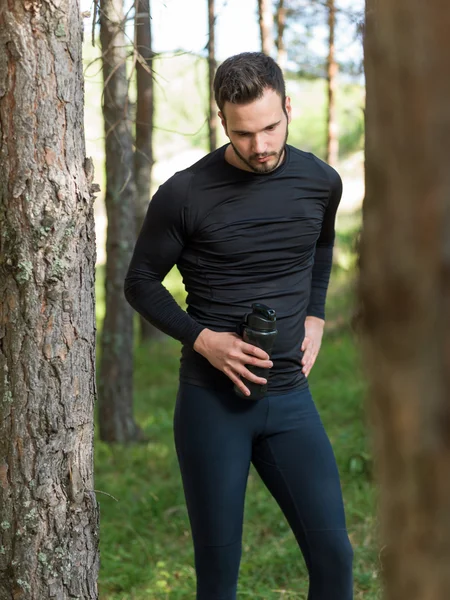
[124,52,353,599]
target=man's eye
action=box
[238,132,249,137]
[266,125,276,131]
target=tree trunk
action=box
[208,0,218,152]
[326,0,339,166]
[257,0,274,56]
[360,1,450,598]
[99,0,142,443]
[275,0,287,72]
[0,3,99,598]
[135,0,163,342]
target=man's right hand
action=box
[193,329,273,397]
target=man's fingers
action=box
[238,344,272,369]
[223,367,251,396]
[302,351,318,374]
[244,355,273,369]
[241,341,270,360]
[239,366,267,386]
[301,343,314,365]
[222,335,273,393]
[301,336,310,352]
[303,352,316,367]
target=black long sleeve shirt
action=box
[124,144,342,393]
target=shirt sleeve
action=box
[124,172,206,347]
[306,162,343,320]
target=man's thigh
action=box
[252,385,348,532]
[174,383,260,546]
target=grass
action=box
[94,217,381,599]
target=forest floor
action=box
[94,220,381,600]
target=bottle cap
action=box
[246,303,277,331]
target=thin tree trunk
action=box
[135,0,163,342]
[326,0,339,166]
[360,0,450,598]
[257,0,274,56]
[0,3,99,598]
[208,0,218,152]
[275,0,287,72]
[99,0,142,442]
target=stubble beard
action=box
[230,124,289,174]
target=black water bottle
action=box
[234,303,278,400]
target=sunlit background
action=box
[81,0,365,264]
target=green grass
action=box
[94,225,381,599]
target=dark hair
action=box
[213,52,286,115]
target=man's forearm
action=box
[124,277,205,347]
[306,245,333,320]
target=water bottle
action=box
[234,303,278,400]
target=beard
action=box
[230,124,289,174]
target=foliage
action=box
[287,78,364,158]
[284,0,365,79]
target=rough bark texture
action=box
[275,0,287,73]
[257,0,274,56]
[326,0,338,166]
[207,0,217,152]
[360,0,450,598]
[134,0,163,342]
[98,0,141,442]
[0,2,100,598]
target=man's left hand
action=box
[301,316,325,377]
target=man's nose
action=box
[252,134,266,155]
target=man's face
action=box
[219,88,291,174]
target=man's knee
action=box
[309,529,354,572]
[331,531,354,570]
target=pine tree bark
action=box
[257,0,274,56]
[99,0,142,442]
[360,0,450,597]
[326,0,339,166]
[207,0,218,152]
[135,0,163,342]
[275,0,287,72]
[0,2,99,598]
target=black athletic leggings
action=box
[174,382,353,600]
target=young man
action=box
[125,52,353,599]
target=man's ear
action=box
[218,111,229,137]
[285,97,292,124]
